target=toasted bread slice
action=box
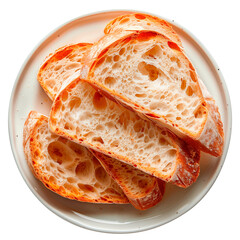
[50,78,200,188]
[91,150,165,210]
[23,111,128,203]
[104,13,182,47]
[81,30,224,156]
[37,43,92,100]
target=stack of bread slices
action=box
[23,13,224,210]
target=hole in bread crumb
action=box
[93,92,107,110]
[64,122,74,130]
[177,103,184,111]
[113,55,120,62]
[150,102,160,110]
[143,45,162,59]
[153,155,161,164]
[49,176,56,184]
[92,137,104,144]
[170,56,177,62]
[65,62,81,70]
[78,184,95,193]
[168,41,181,51]
[45,79,55,88]
[181,109,189,116]
[135,14,146,19]
[126,55,131,61]
[134,121,145,132]
[176,116,181,120]
[54,65,62,71]
[106,56,112,63]
[119,48,125,55]
[144,136,150,143]
[181,79,186,90]
[64,182,75,192]
[75,161,92,179]
[96,124,104,131]
[186,86,193,96]
[145,143,154,149]
[95,166,110,185]
[118,112,130,129]
[112,62,121,69]
[119,18,130,24]
[67,177,76,183]
[61,91,68,102]
[169,67,174,75]
[135,93,147,98]
[68,142,84,156]
[48,141,72,165]
[166,113,174,118]
[69,97,81,111]
[104,77,116,86]
[138,62,159,81]
[159,137,168,145]
[101,67,108,75]
[57,167,65,174]
[110,140,119,148]
[166,149,177,158]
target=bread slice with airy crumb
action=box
[50,78,200,188]
[24,111,165,209]
[23,111,128,204]
[91,150,165,210]
[104,13,182,48]
[37,43,92,100]
[81,30,224,156]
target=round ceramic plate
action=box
[9,10,232,233]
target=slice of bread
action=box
[23,111,128,204]
[49,78,200,188]
[38,43,92,100]
[81,30,224,156]
[24,111,165,209]
[91,150,165,210]
[104,13,182,48]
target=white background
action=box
[1,0,239,239]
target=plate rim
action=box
[8,9,232,234]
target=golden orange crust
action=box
[23,111,128,204]
[50,78,200,188]
[104,13,183,48]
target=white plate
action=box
[8,10,232,233]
